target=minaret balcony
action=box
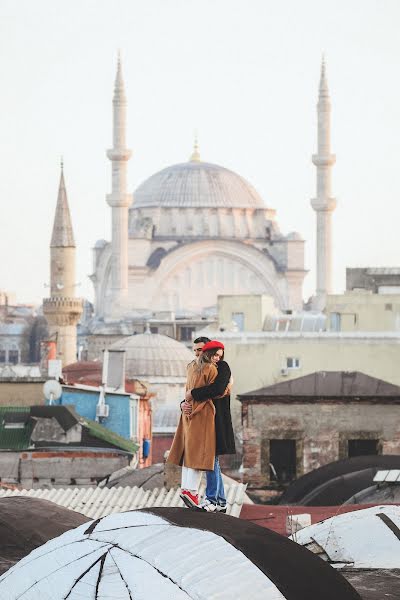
[106,192,132,208]
[310,197,337,212]
[43,297,83,319]
[107,148,132,161]
[312,154,336,167]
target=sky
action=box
[0,0,399,305]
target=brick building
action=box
[239,371,400,489]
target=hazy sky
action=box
[1,0,399,305]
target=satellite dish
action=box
[56,283,64,290]
[43,379,62,403]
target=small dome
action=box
[109,331,192,378]
[132,161,265,209]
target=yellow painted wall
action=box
[223,334,400,419]
[326,292,400,332]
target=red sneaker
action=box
[180,489,199,508]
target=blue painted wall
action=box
[52,388,131,440]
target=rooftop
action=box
[239,371,400,401]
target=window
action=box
[348,439,379,458]
[150,326,159,334]
[130,397,139,441]
[385,303,393,311]
[8,350,19,365]
[330,312,341,331]
[180,326,195,342]
[0,350,5,363]
[232,312,245,332]
[286,357,300,369]
[269,439,297,483]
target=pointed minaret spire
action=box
[114,50,125,100]
[51,161,75,248]
[190,132,201,162]
[319,54,329,97]
[44,162,83,366]
[311,57,337,308]
[106,53,132,316]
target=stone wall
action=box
[0,450,130,489]
[241,401,400,488]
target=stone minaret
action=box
[106,54,132,316]
[311,58,336,309]
[43,163,83,366]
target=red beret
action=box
[201,340,224,352]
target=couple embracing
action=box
[167,337,235,512]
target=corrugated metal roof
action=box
[0,482,247,518]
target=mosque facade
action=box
[45,57,336,364]
[90,57,336,331]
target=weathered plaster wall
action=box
[241,402,400,487]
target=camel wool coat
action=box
[167,361,217,471]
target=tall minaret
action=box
[311,57,336,309]
[43,163,83,366]
[106,54,132,316]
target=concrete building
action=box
[201,293,400,423]
[43,164,83,367]
[0,365,45,407]
[347,267,400,294]
[238,371,400,489]
[0,405,135,488]
[326,290,400,332]
[0,294,48,365]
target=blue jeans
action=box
[206,456,226,506]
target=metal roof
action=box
[292,504,400,569]
[240,370,400,400]
[132,161,266,209]
[0,482,247,518]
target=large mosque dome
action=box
[132,160,266,209]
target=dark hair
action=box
[193,336,211,344]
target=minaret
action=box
[43,162,83,366]
[311,57,336,308]
[106,54,132,316]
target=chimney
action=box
[102,349,126,391]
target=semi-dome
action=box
[132,160,265,209]
[109,331,192,378]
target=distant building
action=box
[0,293,47,365]
[0,405,136,488]
[347,267,400,294]
[238,371,400,489]
[0,365,45,407]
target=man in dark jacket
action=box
[183,338,236,512]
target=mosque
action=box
[43,56,336,365]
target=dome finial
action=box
[190,131,201,162]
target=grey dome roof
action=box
[132,161,265,209]
[109,331,192,378]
